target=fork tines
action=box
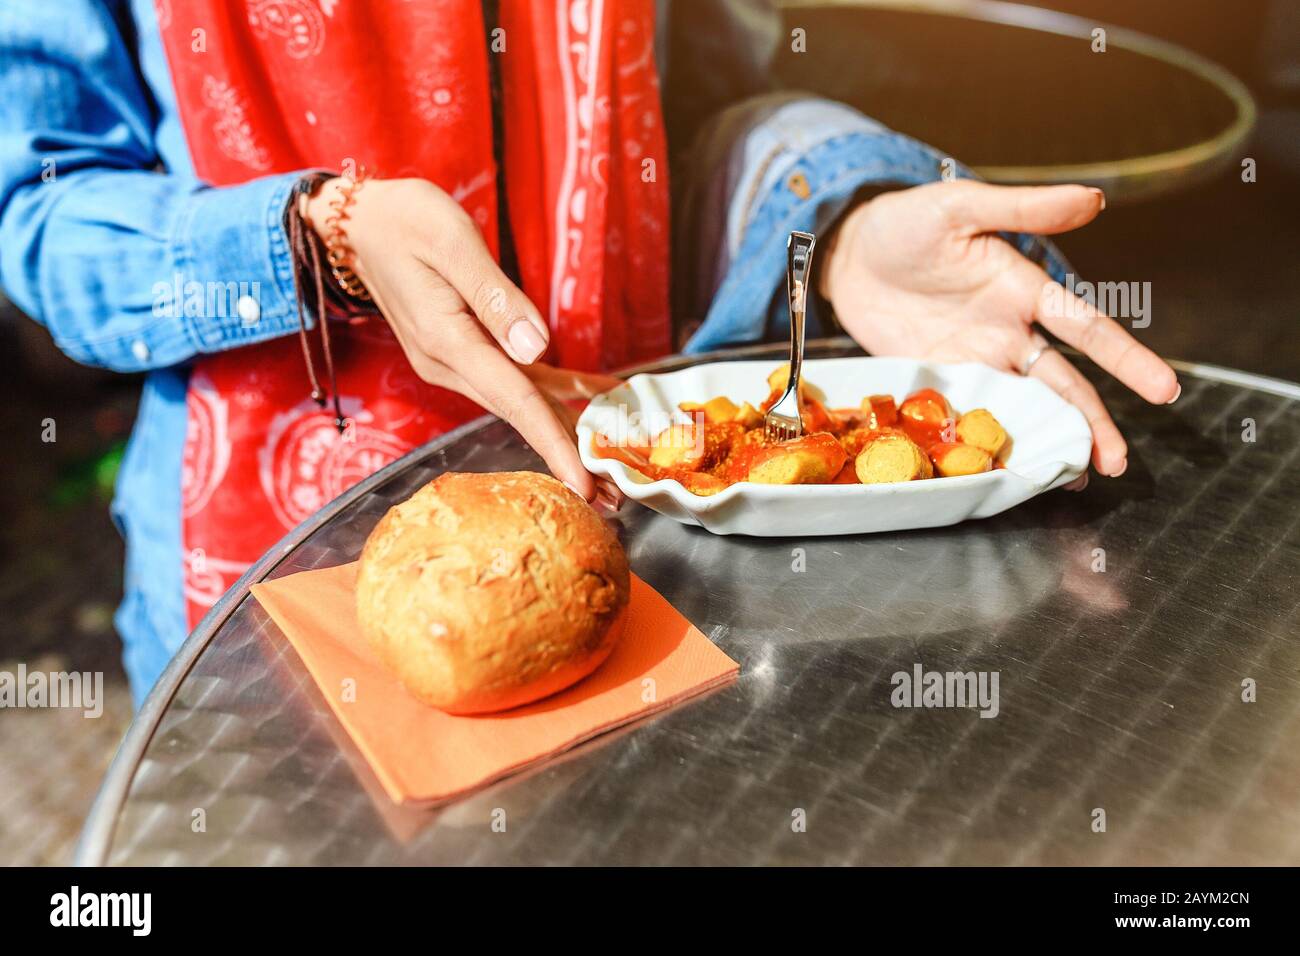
[764,408,801,443]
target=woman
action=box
[0,0,1178,704]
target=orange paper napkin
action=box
[251,562,739,806]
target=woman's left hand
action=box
[821,179,1180,478]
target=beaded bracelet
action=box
[322,167,372,302]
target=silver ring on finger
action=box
[1020,334,1052,376]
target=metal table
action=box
[776,1,1256,202]
[78,340,1300,865]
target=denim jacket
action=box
[0,0,1067,703]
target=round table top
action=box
[774,1,1255,202]
[78,340,1300,865]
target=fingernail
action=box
[561,479,590,502]
[507,319,546,363]
[1166,382,1181,405]
[595,479,625,513]
[1109,457,1127,478]
[594,487,624,514]
[1089,187,1106,210]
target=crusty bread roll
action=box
[356,471,630,714]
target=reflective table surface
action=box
[774,1,1255,202]
[79,340,1300,865]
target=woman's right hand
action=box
[303,176,611,503]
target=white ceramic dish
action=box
[577,357,1092,536]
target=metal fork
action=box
[764,230,817,443]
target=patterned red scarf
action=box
[154,0,670,626]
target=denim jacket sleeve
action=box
[678,93,1073,353]
[0,0,305,372]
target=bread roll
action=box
[356,471,630,714]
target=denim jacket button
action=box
[236,295,260,326]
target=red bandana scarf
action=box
[154,0,670,627]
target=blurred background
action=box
[2,0,1297,864]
